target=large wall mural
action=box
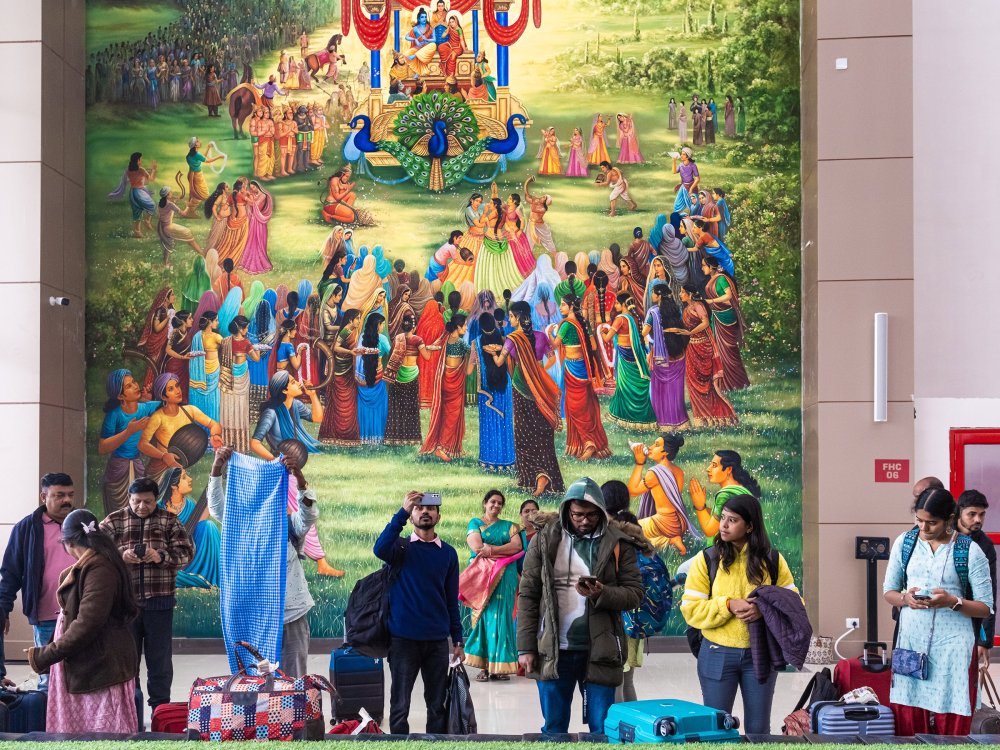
[85,0,801,637]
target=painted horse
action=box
[227,83,261,139]
[304,34,344,81]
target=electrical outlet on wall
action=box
[845,617,860,630]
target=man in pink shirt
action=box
[0,473,77,690]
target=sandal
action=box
[475,670,489,682]
[490,673,510,681]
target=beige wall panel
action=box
[0,162,40,284]
[0,405,39,523]
[0,44,40,162]
[817,159,913,281]
[0,3,40,42]
[816,280,913,403]
[817,37,912,161]
[818,0,912,39]
[816,401,915,525]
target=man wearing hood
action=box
[517,478,644,734]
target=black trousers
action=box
[130,607,174,709]
[387,636,449,734]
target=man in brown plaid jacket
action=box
[101,476,194,712]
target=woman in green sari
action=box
[464,489,523,681]
[602,293,657,430]
[181,256,212,313]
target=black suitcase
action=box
[330,646,385,722]
[0,689,47,732]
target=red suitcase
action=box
[151,702,188,734]
[833,657,892,706]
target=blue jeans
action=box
[32,620,57,692]
[697,640,776,735]
[535,650,616,735]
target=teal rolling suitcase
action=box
[604,699,741,744]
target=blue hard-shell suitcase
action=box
[810,700,895,736]
[605,699,741,744]
[330,646,385,722]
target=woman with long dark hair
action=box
[157,186,201,263]
[251,369,324,460]
[385,312,438,445]
[247,299,275,425]
[356,312,391,444]
[672,284,737,427]
[702,257,749,391]
[189,310,224,423]
[641,282,688,430]
[680,494,800,735]
[473,311,516,472]
[582,269,616,394]
[421,313,472,461]
[158,468,220,588]
[107,151,157,238]
[549,293,611,461]
[689,450,761,541]
[28,509,139,733]
[137,287,175,396]
[320,308,363,445]
[203,182,231,252]
[602,292,656,430]
[883,488,994,736]
[487,301,564,496]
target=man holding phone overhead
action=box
[374,491,464,735]
[517,478,644,735]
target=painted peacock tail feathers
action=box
[393,92,479,152]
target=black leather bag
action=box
[973,671,1000,734]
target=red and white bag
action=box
[187,641,336,741]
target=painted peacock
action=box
[349,93,526,192]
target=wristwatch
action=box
[951,597,964,611]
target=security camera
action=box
[49,297,70,307]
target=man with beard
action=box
[374,491,463,734]
[0,474,79,690]
[956,489,997,672]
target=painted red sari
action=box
[420,343,469,457]
[560,318,611,459]
[682,302,737,427]
[416,303,446,408]
[319,327,360,445]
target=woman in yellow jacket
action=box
[680,494,799,735]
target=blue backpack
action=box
[623,552,673,638]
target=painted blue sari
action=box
[703,235,736,279]
[476,339,515,472]
[189,331,220,423]
[356,333,391,443]
[173,497,221,588]
[717,197,732,241]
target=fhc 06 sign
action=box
[875,459,910,483]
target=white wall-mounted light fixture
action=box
[874,313,888,422]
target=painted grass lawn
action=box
[84,0,799,639]
[0,743,927,749]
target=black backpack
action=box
[686,546,779,657]
[344,541,406,659]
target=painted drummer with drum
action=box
[138,371,223,487]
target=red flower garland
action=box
[396,0,480,12]
[352,0,393,51]
[483,0,529,46]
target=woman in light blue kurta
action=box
[882,488,994,735]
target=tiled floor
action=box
[15,650,999,734]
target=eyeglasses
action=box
[569,510,602,522]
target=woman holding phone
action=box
[882,487,993,736]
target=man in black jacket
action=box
[0,473,78,690]
[957,490,997,671]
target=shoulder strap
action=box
[954,534,971,595]
[900,527,919,578]
[766,549,780,585]
[705,547,720,596]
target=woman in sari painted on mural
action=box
[385,312,439,446]
[502,193,536,278]
[701,257,749,392]
[537,127,562,176]
[320,308,363,446]
[564,127,588,177]
[486,300,564,497]
[475,196,524,296]
[189,310,224,423]
[602,293,657,431]
[420,314,471,461]
[588,114,611,165]
[471,311,516,473]
[643,283,689,431]
[437,13,467,78]
[549,293,611,462]
[158,468,220,589]
[616,114,644,164]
